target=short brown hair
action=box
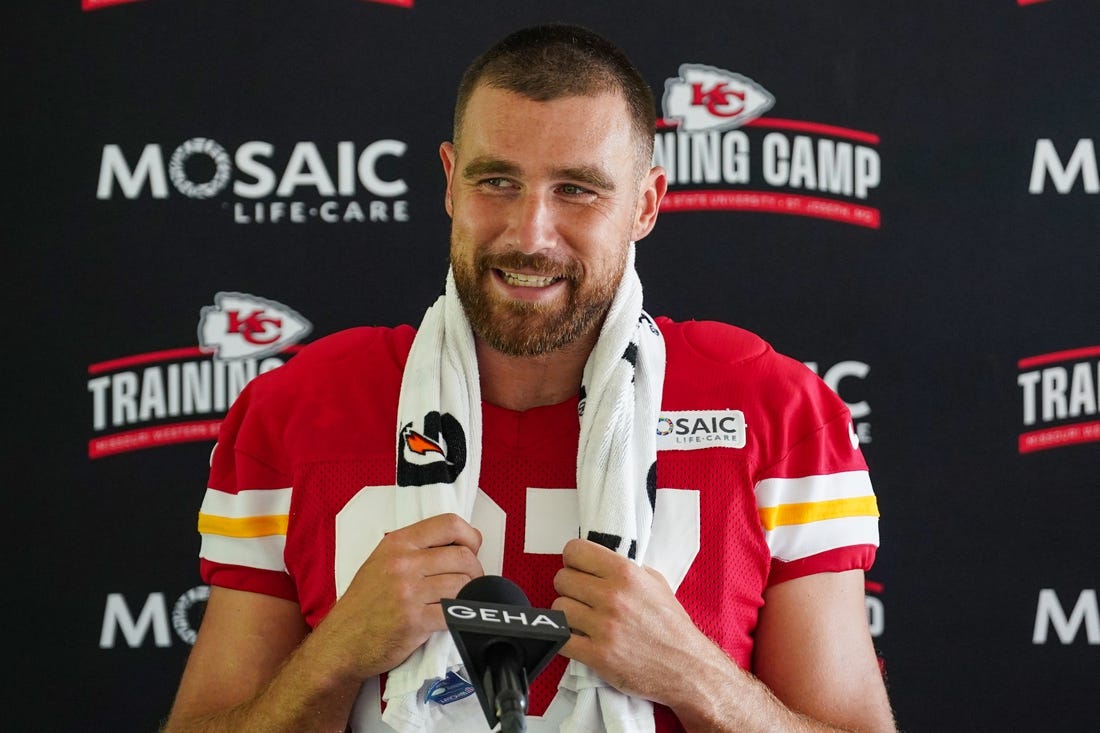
[453,24,656,166]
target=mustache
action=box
[476,251,583,281]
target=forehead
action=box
[456,84,639,173]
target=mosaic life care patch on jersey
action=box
[656,410,747,450]
[426,670,476,705]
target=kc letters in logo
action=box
[199,292,312,360]
[663,64,775,132]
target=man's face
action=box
[440,84,663,357]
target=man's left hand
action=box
[551,537,719,707]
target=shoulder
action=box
[227,325,415,423]
[655,316,818,392]
[654,316,853,450]
[657,317,767,362]
[253,325,415,391]
[283,324,415,374]
[215,325,415,462]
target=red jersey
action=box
[198,318,878,731]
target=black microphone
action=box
[442,575,570,733]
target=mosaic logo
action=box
[100,586,209,649]
[655,410,747,450]
[1033,589,1099,645]
[1029,139,1098,194]
[96,137,409,224]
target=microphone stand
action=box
[486,643,528,733]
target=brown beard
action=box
[452,249,622,357]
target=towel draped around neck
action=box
[379,242,664,733]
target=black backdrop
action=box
[7,1,1099,730]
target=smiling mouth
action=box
[497,270,561,288]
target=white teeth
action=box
[501,271,557,287]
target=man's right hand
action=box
[320,512,486,679]
[162,512,484,732]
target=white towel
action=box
[380,242,663,733]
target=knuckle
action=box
[383,553,414,578]
[603,586,629,616]
[450,544,478,571]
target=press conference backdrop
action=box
[6,1,1098,730]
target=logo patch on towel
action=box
[655,410,747,450]
[426,670,476,705]
[397,411,467,486]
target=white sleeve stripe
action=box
[755,471,873,508]
[765,515,880,562]
[199,487,293,518]
[199,534,288,572]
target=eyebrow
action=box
[463,157,522,180]
[462,156,617,192]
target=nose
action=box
[508,192,557,254]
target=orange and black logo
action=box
[397,411,467,486]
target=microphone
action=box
[442,575,570,733]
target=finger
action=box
[420,572,482,606]
[553,563,606,609]
[558,628,595,664]
[403,513,484,552]
[420,543,485,580]
[551,594,595,635]
[561,537,624,577]
[414,597,449,635]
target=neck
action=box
[475,332,597,412]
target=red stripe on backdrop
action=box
[89,419,224,459]
[89,347,209,374]
[661,190,881,228]
[1017,345,1100,369]
[1018,420,1100,454]
[88,344,305,374]
[657,117,880,145]
[82,0,146,10]
[744,117,881,145]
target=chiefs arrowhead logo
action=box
[662,64,775,133]
[397,412,467,487]
[198,291,312,360]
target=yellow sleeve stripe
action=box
[198,512,289,538]
[758,495,879,531]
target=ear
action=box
[439,141,457,218]
[631,165,667,241]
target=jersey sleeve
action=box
[755,376,879,587]
[197,378,298,602]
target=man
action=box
[163,24,896,733]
